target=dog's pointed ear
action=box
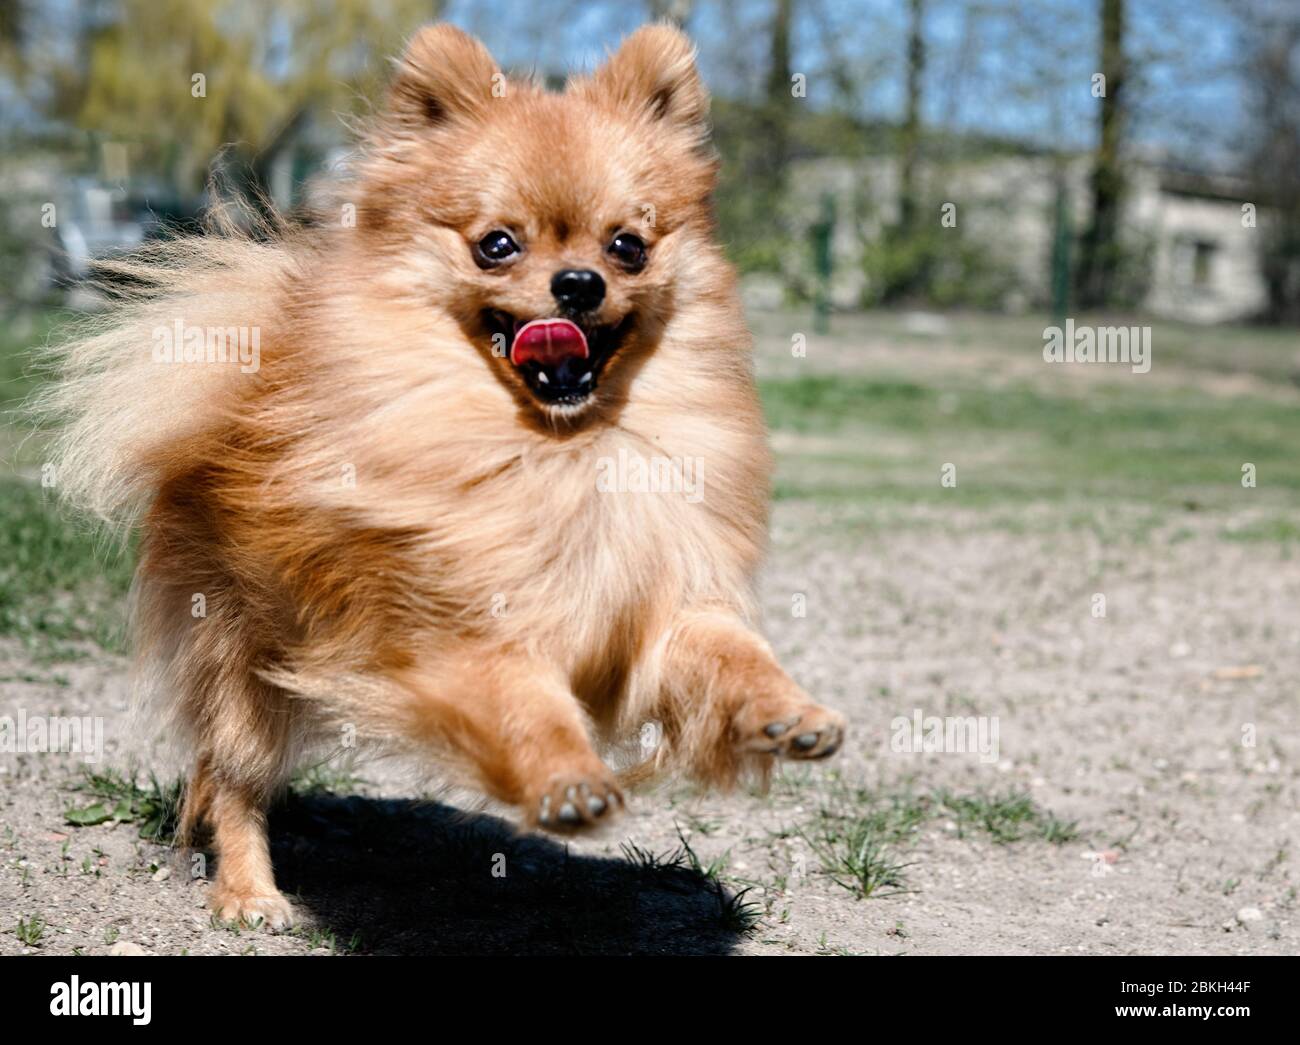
[388,24,501,127]
[590,24,710,142]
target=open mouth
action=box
[485,310,632,406]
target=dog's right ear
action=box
[388,25,501,127]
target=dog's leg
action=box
[656,609,845,787]
[205,774,293,930]
[183,673,297,931]
[393,652,623,832]
[177,751,214,846]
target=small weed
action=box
[1038,811,1081,845]
[293,925,364,955]
[1259,847,1288,879]
[290,760,366,797]
[936,788,1077,845]
[713,881,761,932]
[796,814,914,899]
[17,915,47,946]
[619,839,694,882]
[620,830,759,934]
[64,768,182,843]
[674,823,731,880]
[680,812,723,836]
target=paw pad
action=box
[534,773,623,833]
[739,703,846,761]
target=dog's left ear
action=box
[588,24,710,144]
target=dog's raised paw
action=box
[532,769,624,833]
[737,702,846,761]
[210,888,294,932]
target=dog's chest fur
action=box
[448,424,764,643]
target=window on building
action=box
[1173,236,1218,291]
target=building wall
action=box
[1137,180,1268,323]
[784,155,1268,323]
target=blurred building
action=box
[786,154,1268,323]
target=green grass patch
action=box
[2,307,134,657]
[1221,516,1300,544]
[0,306,68,408]
[0,477,132,653]
[779,777,1077,900]
[935,787,1079,845]
[761,374,1300,515]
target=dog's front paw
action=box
[529,765,624,833]
[735,699,846,761]
[210,886,295,932]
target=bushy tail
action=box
[29,203,300,528]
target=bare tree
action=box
[1238,7,1300,323]
[647,0,693,27]
[898,0,925,232]
[1075,0,1126,309]
[758,0,795,202]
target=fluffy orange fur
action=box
[40,23,844,929]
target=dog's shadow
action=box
[265,791,751,955]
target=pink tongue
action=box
[510,318,589,367]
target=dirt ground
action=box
[3,498,1297,955]
[3,309,1298,955]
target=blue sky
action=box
[457,0,1247,164]
[5,0,1252,170]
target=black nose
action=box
[551,269,605,313]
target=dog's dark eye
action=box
[608,232,647,272]
[474,230,520,267]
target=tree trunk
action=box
[898,0,925,232]
[647,0,692,27]
[760,0,794,192]
[1076,0,1126,309]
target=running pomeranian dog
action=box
[42,23,845,929]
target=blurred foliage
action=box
[713,97,881,275]
[19,0,438,193]
[0,0,1295,317]
[862,220,1019,310]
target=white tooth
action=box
[580,372,593,383]
[537,371,549,384]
